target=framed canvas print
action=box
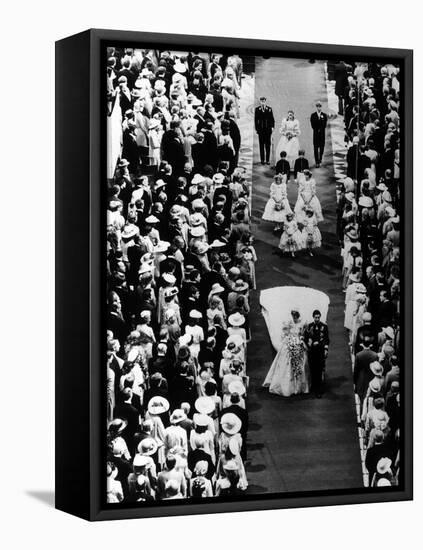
[55,29,413,521]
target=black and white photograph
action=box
[105,47,405,505]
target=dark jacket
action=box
[254,105,275,134]
[354,348,378,401]
[275,158,291,176]
[293,156,310,177]
[310,111,328,137]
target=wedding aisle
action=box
[245,57,363,493]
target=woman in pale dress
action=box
[262,173,293,232]
[278,212,304,258]
[275,110,301,169]
[301,207,322,256]
[184,310,204,360]
[294,170,324,224]
[263,309,310,396]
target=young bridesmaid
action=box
[301,207,322,257]
[278,212,304,258]
[262,173,292,232]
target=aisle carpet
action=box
[244,57,363,493]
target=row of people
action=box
[106,48,256,503]
[336,62,401,488]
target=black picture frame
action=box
[55,28,413,521]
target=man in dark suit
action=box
[306,310,330,397]
[254,96,275,165]
[114,387,141,454]
[353,338,378,405]
[310,101,328,167]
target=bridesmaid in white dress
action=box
[262,173,293,232]
[263,310,310,396]
[275,110,301,169]
[294,170,324,224]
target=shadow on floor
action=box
[26,490,55,507]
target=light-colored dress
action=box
[302,214,322,249]
[263,319,310,396]
[278,219,304,253]
[294,175,324,224]
[262,178,293,223]
[275,118,301,168]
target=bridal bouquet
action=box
[286,335,304,381]
[285,131,293,140]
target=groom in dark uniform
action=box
[254,96,275,165]
[306,309,330,398]
[310,101,328,168]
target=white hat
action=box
[137,437,158,456]
[209,282,225,295]
[220,413,242,435]
[195,396,215,415]
[147,396,170,415]
[189,309,203,319]
[138,262,154,275]
[191,198,206,210]
[194,413,210,427]
[377,478,392,487]
[145,215,160,224]
[190,225,206,238]
[369,377,382,393]
[358,196,374,208]
[133,454,150,467]
[228,312,246,327]
[170,409,187,424]
[228,380,246,396]
[209,239,226,248]
[154,240,170,254]
[163,273,177,285]
[121,224,139,239]
[370,361,384,376]
[382,326,395,340]
[174,60,187,73]
[191,174,205,185]
[213,173,225,184]
[190,213,204,227]
[163,287,178,298]
[376,457,392,474]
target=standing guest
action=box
[310,101,328,168]
[354,338,379,407]
[254,97,275,165]
[306,309,329,398]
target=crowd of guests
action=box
[106,48,255,503]
[335,61,401,487]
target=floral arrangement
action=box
[286,334,304,381]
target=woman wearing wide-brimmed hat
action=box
[364,395,391,448]
[218,412,243,465]
[190,413,216,464]
[216,436,248,491]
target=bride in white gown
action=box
[261,287,331,397]
[263,309,310,396]
[275,110,301,169]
